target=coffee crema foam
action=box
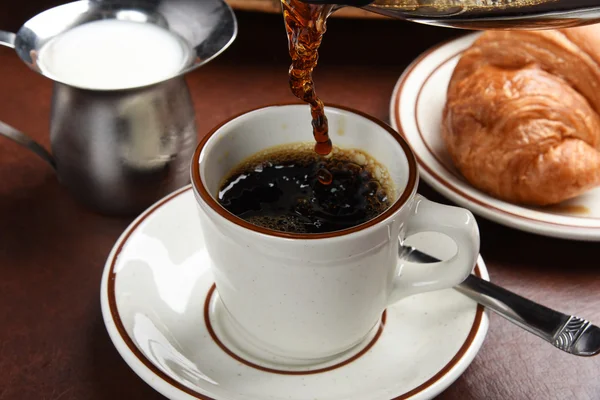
[218,143,396,234]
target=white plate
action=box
[390,33,600,241]
[101,186,489,400]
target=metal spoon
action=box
[399,245,600,357]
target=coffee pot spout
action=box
[296,0,600,30]
[301,0,373,5]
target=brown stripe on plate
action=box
[392,36,600,228]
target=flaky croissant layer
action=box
[443,28,600,206]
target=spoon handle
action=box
[401,245,600,357]
[457,274,599,357]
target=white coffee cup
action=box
[191,104,479,365]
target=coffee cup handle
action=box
[389,194,480,304]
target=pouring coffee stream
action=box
[282,0,335,158]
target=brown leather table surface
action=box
[1,5,599,400]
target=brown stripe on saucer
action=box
[107,187,217,400]
[107,178,486,399]
[203,284,386,375]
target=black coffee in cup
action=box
[218,143,393,234]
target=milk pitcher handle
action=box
[0,30,15,48]
[0,120,56,169]
[0,30,56,170]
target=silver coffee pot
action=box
[0,0,237,215]
[299,0,600,30]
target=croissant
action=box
[442,27,600,206]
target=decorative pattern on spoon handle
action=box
[553,316,590,353]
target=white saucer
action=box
[101,186,489,400]
[390,33,600,242]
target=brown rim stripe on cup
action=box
[191,103,419,240]
[393,36,600,228]
[108,186,486,400]
[203,284,387,375]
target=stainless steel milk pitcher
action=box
[0,0,237,215]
